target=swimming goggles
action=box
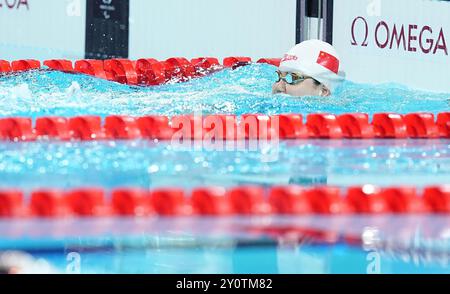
[275,70,317,85]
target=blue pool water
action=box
[0,63,449,273]
[1,216,449,274]
[0,140,449,190]
[0,63,449,118]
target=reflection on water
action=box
[1,216,449,274]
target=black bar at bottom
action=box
[0,274,446,292]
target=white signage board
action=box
[333,0,450,93]
[129,0,297,61]
[0,0,86,60]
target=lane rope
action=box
[0,113,448,141]
[0,57,279,86]
[0,185,449,218]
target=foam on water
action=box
[0,63,449,118]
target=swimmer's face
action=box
[272,71,330,97]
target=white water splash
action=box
[10,83,32,99]
[65,81,81,97]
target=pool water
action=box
[0,63,449,118]
[0,140,449,190]
[0,63,449,274]
[1,216,449,274]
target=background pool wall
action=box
[0,0,86,60]
[2,0,449,92]
[0,0,297,61]
[332,0,450,93]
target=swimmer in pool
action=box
[272,39,346,97]
[0,251,58,274]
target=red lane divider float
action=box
[35,117,71,140]
[257,58,281,67]
[1,56,278,86]
[165,57,196,81]
[68,116,105,140]
[0,112,448,141]
[135,58,166,85]
[111,188,153,216]
[0,185,449,218]
[11,59,40,72]
[437,113,450,136]
[190,57,220,73]
[191,187,230,215]
[30,189,70,217]
[43,59,74,72]
[0,117,35,141]
[0,60,12,73]
[337,113,374,139]
[0,190,25,217]
[223,57,252,69]
[104,59,138,85]
[74,59,107,80]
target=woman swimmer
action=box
[272,39,346,97]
